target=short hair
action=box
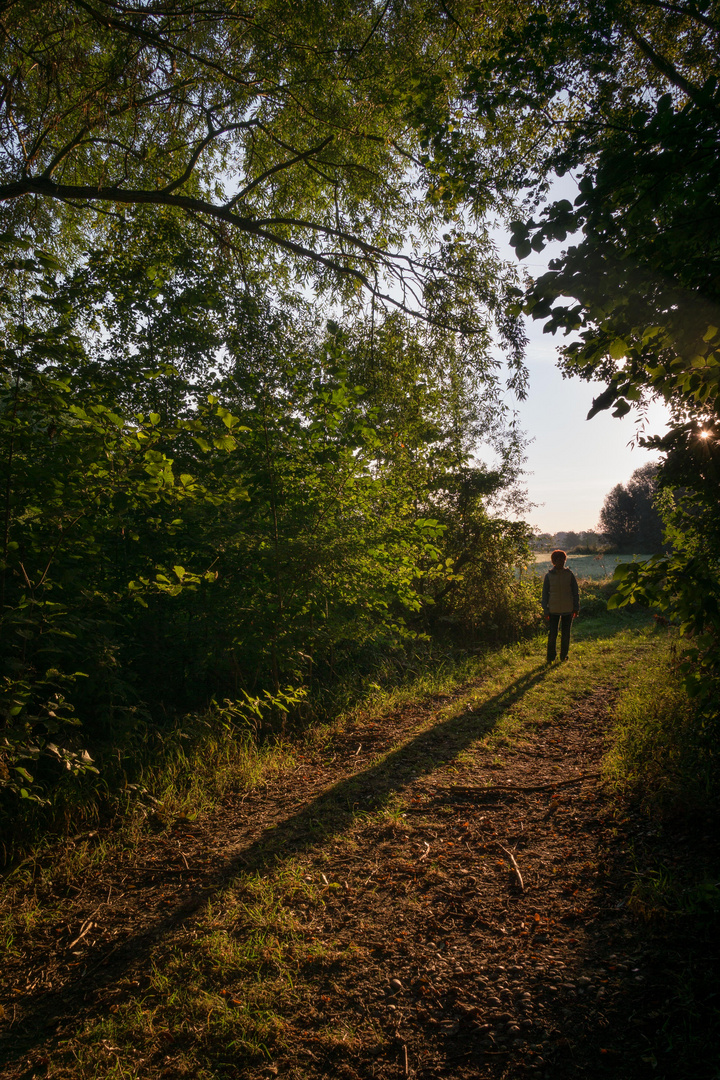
[550,549,567,566]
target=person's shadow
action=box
[1,663,550,1068]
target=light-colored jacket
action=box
[542,567,580,614]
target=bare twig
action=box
[418,841,431,862]
[122,865,199,873]
[497,845,524,891]
[68,919,95,950]
[66,897,110,950]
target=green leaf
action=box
[608,339,628,360]
[34,249,63,271]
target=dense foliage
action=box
[0,224,532,817]
[0,0,527,327]
[0,2,545,823]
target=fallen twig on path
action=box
[68,919,95,950]
[497,844,524,891]
[67,898,109,949]
[121,866,202,874]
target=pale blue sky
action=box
[508,318,668,533]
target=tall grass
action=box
[0,714,296,870]
[605,638,718,817]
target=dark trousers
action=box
[547,613,574,662]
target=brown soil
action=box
[1,666,719,1079]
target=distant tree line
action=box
[531,530,605,553]
[533,464,666,555]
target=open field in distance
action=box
[526,553,654,580]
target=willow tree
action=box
[0,0,530,322]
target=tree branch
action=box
[34,79,198,179]
[226,134,334,207]
[627,28,720,117]
[0,174,460,325]
[634,0,720,32]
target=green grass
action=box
[605,640,718,818]
[6,603,719,1080]
[603,636,720,1075]
[45,618,658,1076]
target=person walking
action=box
[542,549,580,663]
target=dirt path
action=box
[1,639,718,1079]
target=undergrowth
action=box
[2,600,676,1080]
[604,630,720,1074]
[605,635,719,818]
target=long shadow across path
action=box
[0,662,551,1069]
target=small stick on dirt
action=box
[498,845,524,891]
[418,841,431,862]
[68,919,95,950]
[67,898,108,949]
[403,1043,409,1076]
[123,866,198,874]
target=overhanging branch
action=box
[0,174,472,328]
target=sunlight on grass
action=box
[605,643,717,816]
